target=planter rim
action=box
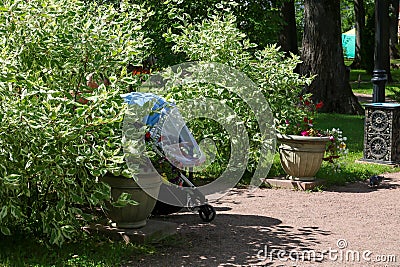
[276,133,330,142]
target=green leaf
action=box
[111,192,138,208]
[0,207,8,220]
[0,226,11,236]
[66,168,77,176]
[70,193,84,204]
[61,225,74,240]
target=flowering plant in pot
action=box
[276,95,348,181]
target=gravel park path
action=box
[127,172,400,267]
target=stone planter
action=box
[277,134,330,181]
[100,171,162,228]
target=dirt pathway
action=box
[354,92,396,103]
[127,173,400,267]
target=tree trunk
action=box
[375,0,392,82]
[300,0,364,115]
[278,0,299,55]
[351,0,365,68]
[361,4,375,73]
[389,0,399,59]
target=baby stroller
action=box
[121,92,216,222]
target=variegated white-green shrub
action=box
[0,0,151,245]
[163,12,313,178]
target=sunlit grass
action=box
[350,61,400,97]
[314,113,400,185]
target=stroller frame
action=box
[149,141,216,222]
[122,92,216,222]
[148,125,216,222]
[139,97,216,222]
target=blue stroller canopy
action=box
[121,92,170,126]
[121,92,206,167]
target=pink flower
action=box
[301,131,309,136]
[145,132,151,139]
[316,101,324,109]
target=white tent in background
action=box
[342,28,356,59]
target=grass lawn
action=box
[314,113,400,185]
[349,60,400,98]
[0,231,158,266]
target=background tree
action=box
[376,0,391,82]
[131,0,283,67]
[361,3,376,73]
[351,0,365,68]
[234,0,282,48]
[278,0,299,55]
[389,0,399,59]
[341,0,355,32]
[300,0,364,114]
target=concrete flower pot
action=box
[277,134,330,181]
[100,171,162,228]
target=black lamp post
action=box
[371,0,388,103]
[361,0,400,165]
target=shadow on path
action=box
[128,212,332,266]
[326,178,400,193]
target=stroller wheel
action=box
[199,204,216,222]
